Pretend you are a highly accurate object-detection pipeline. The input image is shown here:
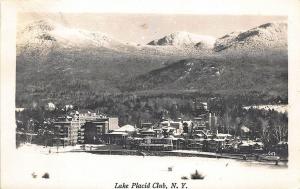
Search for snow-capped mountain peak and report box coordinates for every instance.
[17,19,120,49]
[214,21,287,52]
[148,31,216,48]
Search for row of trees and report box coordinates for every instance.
[217,107,288,147]
[16,94,288,148]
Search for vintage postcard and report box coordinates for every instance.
[1,0,300,189]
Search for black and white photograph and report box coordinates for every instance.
[1,0,300,189]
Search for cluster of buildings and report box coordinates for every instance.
[52,103,214,143]
[16,101,288,155]
[52,102,241,153]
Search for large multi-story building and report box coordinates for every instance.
[53,111,119,145]
[53,114,83,146]
[78,117,119,144]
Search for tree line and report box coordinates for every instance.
[16,93,288,148]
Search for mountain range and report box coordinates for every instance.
[16,20,287,107]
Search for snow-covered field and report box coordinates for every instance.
[1,145,298,189]
[243,104,288,114]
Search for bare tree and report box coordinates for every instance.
[273,123,288,142]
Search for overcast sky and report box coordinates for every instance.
[18,13,286,44]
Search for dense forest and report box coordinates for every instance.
[16,92,287,124]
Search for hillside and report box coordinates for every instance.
[16,20,288,107]
[122,21,288,97]
[122,52,287,98]
[16,20,209,106]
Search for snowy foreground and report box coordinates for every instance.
[1,145,298,189]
